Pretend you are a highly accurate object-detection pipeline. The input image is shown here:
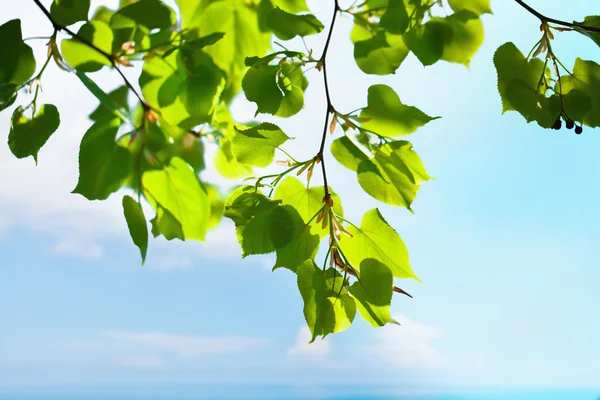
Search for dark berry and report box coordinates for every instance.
[566,120,575,130]
[552,119,562,130]
[575,125,583,135]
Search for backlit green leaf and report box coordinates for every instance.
[0,20,35,86]
[350,259,394,327]
[72,119,131,200]
[150,206,184,241]
[89,86,129,122]
[51,0,90,27]
[214,137,253,179]
[440,11,485,66]
[62,21,114,73]
[232,123,289,167]
[242,65,282,115]
[8,104,60,162]
[198,0,271,97]
[351,24,409,75]
[274,176,343,238]
[379,0,409,35]
[359,84,439,137]
[331,136,369,171]
[339,209,417,280]
[448,0,492,16]
[573,16,600,48]
[494,42,561,128]
[560,58,600,127]
[357,140,431,210]
[122,195,149,264]
[297,260,356,341]
[111,0,176,32]
[143,157,210,241]
[403,20,453,66]
[267,8,324,41]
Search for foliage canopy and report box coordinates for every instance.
[2,0,599,341]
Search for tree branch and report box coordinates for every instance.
[31,0,151,109]
[317,0,340,199]
[514,0,600,33]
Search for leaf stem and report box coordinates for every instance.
[30,0,151,109]
[514,0,600,33]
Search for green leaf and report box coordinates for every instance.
[297,261,356,341]
[339,209,417,280]
[359,85,439,137]
[448,0,492,16]
[183,32,226,50]
[242,65,282,115]
[559,58,600,128]
[349,259,394,327]
[379,0,409,35]
[573,16,600,48]
[89,86,129,122]
[493,42,561,128]
[439,11,485,66]
[242,61,308,117]
[403,20,453,66]
[143,157,210,241]
[62,21,114,73]
[122,195,149,264]
[232,123,289,167]
[139,50,194,129]
[276,61,309,117]
[245,51,305,67]
[177,0,212,29]
[214,137,253,179]
[0,84,18,112]
[357,140,431,210]
[51,0,90,27]
[0,20,22,84]
[178,48,226,122]
[8,105,60,162]
[223,189,284,257]
[150,206,184,241]
[351,26,409,75]
[72,119,131,200]
[331,136,370,171]
[273,218,319,272]
[267,8,324,41]
[205,183,225,229]
[0,20,36,86]
[224,189,280,227]
[76,71,132,124]
[274,176,343,238]
[111,0,176,32]
[198,0,271,97]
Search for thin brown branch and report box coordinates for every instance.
[31,0,151,109]
[514,0,600,33]
[316,0,341,200]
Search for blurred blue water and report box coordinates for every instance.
[0,386,598,400]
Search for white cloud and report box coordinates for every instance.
[369,315,442,370]
[105,331,269,356]
[49,238,104,261]
[287,327,330,358]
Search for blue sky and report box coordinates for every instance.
[1,0,600,394]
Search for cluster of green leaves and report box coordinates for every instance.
[1,0,599,341]
[494,18,600,132]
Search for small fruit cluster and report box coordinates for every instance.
[552,115,583,134]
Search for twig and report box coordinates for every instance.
[316,0,341,199]
[31,0,151,109]
[514,0,600,33]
